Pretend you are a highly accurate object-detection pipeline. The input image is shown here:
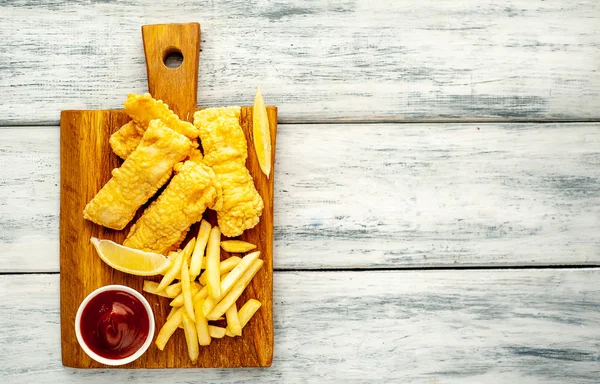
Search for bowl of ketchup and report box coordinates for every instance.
[75,285,155,366]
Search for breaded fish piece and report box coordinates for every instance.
[110,93,199,159]
[193,107,264,237]
[109,121,144,159]
[124,160,222,254]
[83,120,193,230]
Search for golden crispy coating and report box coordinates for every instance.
[193,107,263,237]
[109,121,143,159]
[124,93,199,138]
[83,120,192,230]
[109,93,199,158]
[187,148,204,163]
[124,161,222,254]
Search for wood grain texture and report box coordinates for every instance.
[142,23,200,122]
[4,122,599,272]
[59,106,277,368]
[3,270,600,383]
[1,0,600,124]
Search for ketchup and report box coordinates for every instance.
[79,290,149,359]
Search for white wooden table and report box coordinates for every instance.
[1,1,599,383]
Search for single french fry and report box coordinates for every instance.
[207,259,263,321]
[194,299,211,346]
[225,303,242,336]
[206,226,221,299]
[190,220,211,280]
[166,306,178,322]
[238,299,263,326]
[181,312,199,363]
[170,282,201,307]
[182,237,196,263]
[156,251,184,292]
[220,240,256,253]
[155,308,183,350]
[168,303,184,329]
[203,252,260,316]
[208,325,226,339]
[181,254,195,322]
[199,256,241,285]
[226,299,262,337]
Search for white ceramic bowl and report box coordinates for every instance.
[74,284,155,366]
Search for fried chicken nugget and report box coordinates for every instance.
[83,120,193,230]
[124,160,222,254]
[193,107,264,237]
[110,93,199,159]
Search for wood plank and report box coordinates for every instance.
[0,127,59,271]
[59,105,277,368]
[1,122,599,272]
[1,0,600,124]
[2,270,600,382]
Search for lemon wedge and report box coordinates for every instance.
[253,87,272,178]
[90,237,172,276]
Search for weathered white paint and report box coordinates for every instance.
[1,0,599,124]
[1,123,599,272]
[2,270,600,383]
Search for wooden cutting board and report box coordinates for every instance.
[60,23,276,368]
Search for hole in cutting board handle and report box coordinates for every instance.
[163,48,184,69]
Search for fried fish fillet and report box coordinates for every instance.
[193,107,264,237]
[123,160,222,254]
[83,120,193,230]
[110,93,199,159]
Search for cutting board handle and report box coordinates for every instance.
[142,23,200,122]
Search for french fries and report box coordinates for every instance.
[189,220,211,280]
[164,282,183,298]
[169,282,201,307]
[182,312,199,363]
[206,226,221,299]
[226,299,262,337]
[194,299,211,346]
[220,240,256,253]
[136,219,264,362]
[199,256,241,285]
[207,259,264,320]
[208,325,226,339]
[143,280,181,298]
[225,303,242,336]
[181,252,195,322]
[202,251,260,316]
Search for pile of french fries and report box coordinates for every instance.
[142,219,263,362]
